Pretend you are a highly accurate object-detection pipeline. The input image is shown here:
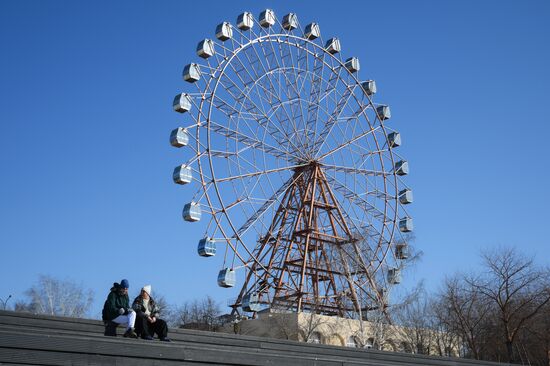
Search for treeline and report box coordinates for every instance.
[393,247,550,365]
[11,275,94,318]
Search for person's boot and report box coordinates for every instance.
[104,321,117,337]
[123,327,138,338]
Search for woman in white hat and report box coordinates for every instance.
[131,285,170,341]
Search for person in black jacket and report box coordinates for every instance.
[102,279,137,338]
[132,285,170,341]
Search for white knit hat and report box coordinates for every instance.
[142,285,152,295]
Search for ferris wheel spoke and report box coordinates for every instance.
[229,87,304,157]
[342,244,384,292]
[212,94,301,159]
[272,40,309,148]
[232,174,298,238]
[210,93,247,119]
[315,81,354,141]
[216,54,277,118]
[264,76,307,152]
[292,40,312,103]
[324,175,389,225]
[215,74,268,119]
[232,43,274,95]
[309,63,346,142]
[216,163,306,183]
[273,40,305,102]
[254,39,310,151]
[313,95,367,155]
[304,53,327,150]
[317,125,381,161]
[232,42,300,142]
[327,146,374,174]
[322,164,390,177]
[252,74,295,124]
[225,47,259,88]
[209,121,300,161]
[251,78,282,109]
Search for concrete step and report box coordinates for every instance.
[0,310,508,366]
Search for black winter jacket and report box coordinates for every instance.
[102,283,130,321]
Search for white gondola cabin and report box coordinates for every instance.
[398,188,413,204]
[325,38,341,54]
[399,217,413,232]
[215,22,233,41]
[218,268,236,288]
[388,268,402,284]
[376,105,391,120]
[361,80,377,96]
[173,93,192,113]
[344,57,360,73]
[282,13,298,30]
[170,127,189,148]
[198,237,216,257]
[183,63,201,83]
[196,39,215,58]
[242,293,261,312]
[237,12,254,30]
[173,165,192,185]
[183,202,201,222]
[395,160,409,176]
[304,23,320,40]
[396,243,409,260]
[387,132,401,148]
[259,9,276,27]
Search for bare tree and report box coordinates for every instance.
[157,294,170,313]
[270,315,295,340]
[171,295,222,331]
[519,301,550,366]
[16,275,93,318]
[430,295,463,357]
[392,288,437,355]
[251,300,333,343]
[467,247,550,363]
[436,275,493,359]
[299,311,333,343]
[366,309,392,350]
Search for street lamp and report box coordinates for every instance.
[1,295,12,310]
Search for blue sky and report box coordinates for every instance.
[1,0,549,317]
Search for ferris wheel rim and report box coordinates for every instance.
[196,32,402,271]
[172,11,413,315]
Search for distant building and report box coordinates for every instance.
[219,309,459,357]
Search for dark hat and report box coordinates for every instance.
[120,279,129,289]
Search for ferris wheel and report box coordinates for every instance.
[170,9,413,319]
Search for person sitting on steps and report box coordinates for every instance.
[132,284,170,341]
[102,279,137,338]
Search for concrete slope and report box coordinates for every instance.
[0,310,508,366]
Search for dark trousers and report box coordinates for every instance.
[135,313,168,339]
[104,321,118,336]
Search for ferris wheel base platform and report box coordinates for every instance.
[0,310,508,366]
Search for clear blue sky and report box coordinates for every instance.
[1,0,549,318]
